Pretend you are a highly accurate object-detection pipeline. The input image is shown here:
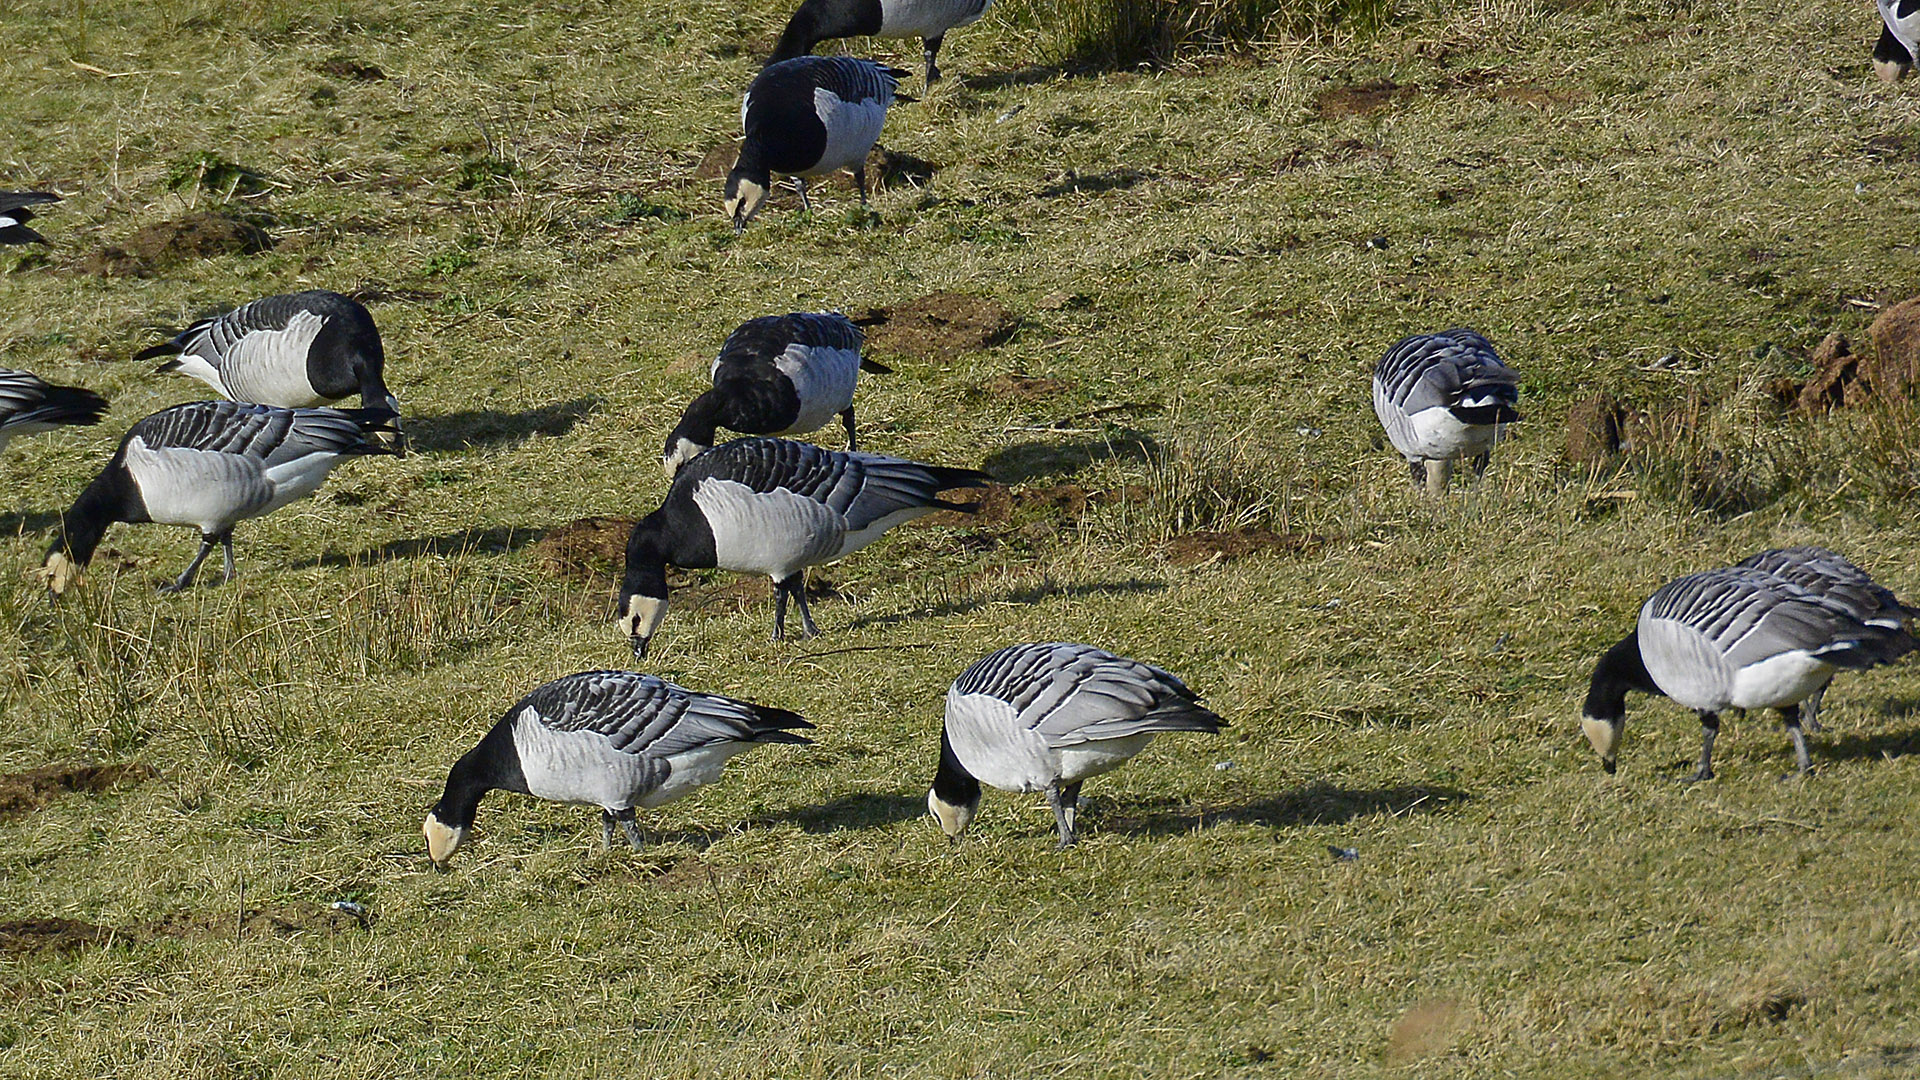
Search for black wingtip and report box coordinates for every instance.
[134,342,183,363]
[858,357,893,375]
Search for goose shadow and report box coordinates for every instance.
[1816,725,1920,762]
[840,577,1167,632]
[314,524,547,567]
[756,793,925,834]
[1035,169,1152,200]
[1101,782,1474,839]
[405,397,600,453]
[954,65,1069,93]
[983,430,1159,483]
[0,510,61,539]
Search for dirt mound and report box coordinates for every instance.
[1315,80,1411,119]
[1564,392,1629,465]
[921,482,1144,532]
[0,918,120,955]
[855,292,1017,363]
[694,141,738,182]
[1869,297,1920,401]
[829,146,938,193]
[0,762,157,819]
[83,212,272,277]
[1165,528,1323,567]
[314,56,385,81]
[533,516,637,583]
[1793,332,1865,413]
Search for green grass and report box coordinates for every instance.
[3,0,1920,1076]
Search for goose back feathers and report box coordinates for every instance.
[135,291,400,433]
[1581,556,1916,779]
[1372,328,1521,494]
[42,400,401,594]
[618,437,990,656]
[929,643,1225,847]
[0,368,109,451]
[1879,0,1918,82]
[726,57,904,230]
[424,670,812,867]
[769,0,995,82]
[0,192,59,245]
[663,312,888,474]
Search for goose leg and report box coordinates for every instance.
[161,535,220,593]
[924,33,944,84]
[1470,451,1492,478]
[1423,458,1453,495]
[601,809,618,850]
[841,406,858,451]
[1781,705,1812,778]
[218,532,237,584]
[1684,711,1719,783]
[791,571,821,638]
[613,807,645,849]
[772,577,792,641]
[853,164,870,206]
[1801,682,1827,733]
[1047,782,1081,848]
[795,177,812,214]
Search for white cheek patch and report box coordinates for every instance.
[1581,716,1622,761]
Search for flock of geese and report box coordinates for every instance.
[4,3,1918,870]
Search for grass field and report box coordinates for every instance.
[4,0,1920,1075]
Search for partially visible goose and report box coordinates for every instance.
[1372,328,1521,494]
[617,437,991,658]
[928,643,1226,848]
[424,670,812,869]
[1581,563,1916,780]
[135,290,402,446]
[662,312,890,475]
[769,0,996,83]
[1878,0,1918,82]
[0,368,109,451]
[1735,546,1918,730]
[0,192,59,245]
[726,57,906,231]
[41,400,402,594]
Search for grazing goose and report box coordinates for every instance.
[424,670,812,869]
[928,643,1226,848]
[40,400,402,595]
[662,312,891,475]
[0,192,59,245]
[1581,564,1916,781]
[769,0,995,83]
[135,290,402,445]
[1735,546,1918,730]
[1372,328,1522,494]
[726,57,906,231]
[617,437,991,658]
[0,369,109,451]
[1878,0,1918,82]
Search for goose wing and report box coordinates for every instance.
[0,192,57,244]
[685,439,988,531]
[1643,567,1912,672]
[1375,329,1521,423]
[0,369,109,433]
[954,643,1225,748]
[522,671,811,759]
[1737,546,1919,625]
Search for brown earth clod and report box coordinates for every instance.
[1868,297,1920,401]
[0,918,122,956]
[0,762,158,820]
[1793,332,1864,414]
[83,212,273,277]
[1165,528,1324,567]
[1564,392,1631,465]
[533,516,638,584]
[856,292,1017,364]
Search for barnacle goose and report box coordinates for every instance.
[40,400,402,595]
[1581,560,1916,781]
[1877,0,1918,82]
[1735,546,1918,731]
[1372,328,1522,494]
[617,437,991,658]
[726,57,906,231]
[424,670,812,869]
[135,290,403,446]
[0,369,109,451]
[0,192,59,245]
[769,0,996,83]
[662,312,891,475]
[928,643,1226,848]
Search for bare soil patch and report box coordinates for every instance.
[0,918,120,956]
[82,212,273,277]
[0,762,157,820]
[314,56,385,81]
[149,901,369,940]
[854,292,1017,364]
[1164,528,1323,567]
[1564,392,1630,465]
[534,516,637,583]
[1315,80,1411,119]
[1868,296,1920,400]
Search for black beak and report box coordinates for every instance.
[1602,758,1617,775]
[631,635,650,661]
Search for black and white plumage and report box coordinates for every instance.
[424,670,812,869]
[0,192,59,245]
[40,400,402,594]
[1581,559,1917,781]
[617,437,991,658]
[928,643,1226,848]
[1877,0,1918,82]
[769,0,995,83]
[662,312,891,475]
[0,369,109,452]
[134,290,402,444]
[725,57,906,231]
[1371,328,1522,494]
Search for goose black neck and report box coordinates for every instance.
[666,393,724,451]
[50,464,140,568]
[620,518,673,604]
[1584,631,1659,720]
[931,726,981,807]
[433,720,527,828]
[768,7,823,64]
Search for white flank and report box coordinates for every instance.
[693,478,843,577]
[218,309,332,407]
[166,352,234,398]
[776,343,860,434]
[637,743,760,808]
[512,710,652,807]
[808,88,888,177]
[123,437,273,531]
[877,0,992,37]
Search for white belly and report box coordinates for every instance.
[835,505,934,560]
[778,344,860,434]
[1725,652,1835,711]
[693,479,844,577]
[636,743,759,808]
[258,451,347,513]
[514,714,654,808]
[808,89,887,177]
[878,0,991,37]
[1373,383,1498,461]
